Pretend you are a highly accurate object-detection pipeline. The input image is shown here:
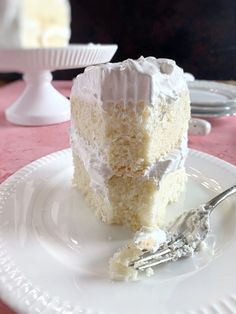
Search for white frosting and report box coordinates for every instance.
[133,226,167,252]
[0,0,21,47]
[70,125,187,199]
[0,0,71,48]
[40,26,71,47]
[71,56,188,107]
[71,127,113,201]
[144,135,188,186]
[0,0,18,28]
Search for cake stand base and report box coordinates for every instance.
[5,71,70,126]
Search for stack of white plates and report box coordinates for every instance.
[188,80,236,118]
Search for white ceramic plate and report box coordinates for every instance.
[188,80,236,105]
[0,149,236,314]
[188,80,236,117]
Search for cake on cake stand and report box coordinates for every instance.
[0,44,117,126]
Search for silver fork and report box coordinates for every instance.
[129,185,236,271]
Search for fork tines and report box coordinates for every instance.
[129,237,185,271]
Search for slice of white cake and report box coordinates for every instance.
[0,0,71,48]
[70,56,190,231]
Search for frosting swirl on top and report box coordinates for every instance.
[71,56,188,106]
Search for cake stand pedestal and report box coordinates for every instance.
[0,44,117,126]
[6,70,69,125]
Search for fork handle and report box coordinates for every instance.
[205,185,236,212]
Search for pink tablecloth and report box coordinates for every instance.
[0,81,236,313]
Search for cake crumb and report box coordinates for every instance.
[109,226,167,281]
[146,267,154,277]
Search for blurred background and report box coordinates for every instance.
[1,0,236,81]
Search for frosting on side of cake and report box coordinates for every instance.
[144,135,187,184]
[70,125,188,199]
[0,0,18,28]
[0,0,20,47]
[71,56,188,107]
[70,126,113,199]
[0,0,71,48]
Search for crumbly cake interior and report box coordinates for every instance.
[71,91,189,176]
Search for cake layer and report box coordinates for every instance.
[0,0,71,48]
[72,151,187,231]
[71,91,190,176]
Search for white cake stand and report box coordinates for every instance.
[0,44,117,126]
